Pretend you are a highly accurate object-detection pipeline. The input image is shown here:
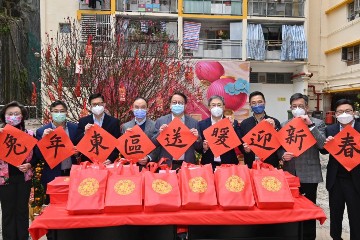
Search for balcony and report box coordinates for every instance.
[248,0,304,17]
[79,0,111,10]
[183,39,242,59]
[116,0,178,13]
[265,40,282,60]
[183,0,242,15]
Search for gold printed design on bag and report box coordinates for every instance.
[261,176,282,192]
[114,180,136,195]
[152,179,172,194]
[189,177,207,193]
[78,178,99,196]
[225,175,245,192]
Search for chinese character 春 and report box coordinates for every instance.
[285,125,307,150]
[46,134,65,158]
[211,127,230,148]
[3,134,28,157]
[165,127,187,148]
[250,130,275,150]
[125,134,144,155]
[335,132,360,158]
[89,131,109,155]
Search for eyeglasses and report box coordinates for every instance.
[91,102,104,107]
[336,109,353,114]
[291,105,305,109]
[51,110,66,113]
[171,101,185,105]
[6,112,21,116]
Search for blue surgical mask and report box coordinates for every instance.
[251,104,265,114]
[171,104,185,115]
[133,109,147,119]
[51,112,67,123]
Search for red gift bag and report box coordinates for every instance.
[180,164,217,210]
[104,162,143,213]
[46,177,70,204]
[215,165,255,210]
[284,171,301,198]
[251,161,294,209]
[67,162,108,214]
[143,165,181,212]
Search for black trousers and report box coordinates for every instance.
[299,182,318,240]
[329,177,360,240]
[0,175,31,240]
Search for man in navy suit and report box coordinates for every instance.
[322,99,360,240]
[35,100,78,204]
[76,93,121,164]
[198,95,240,170]
[152,92,201,170]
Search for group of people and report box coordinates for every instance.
[0,91,358,240]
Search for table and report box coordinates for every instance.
[29,196,326,240]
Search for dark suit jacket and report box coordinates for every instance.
[322,121,360,193]
[238,114,281,168]
[76,114,121,162]
[198,117,239,167]
[152,114,201,164]
[35,122,78,186]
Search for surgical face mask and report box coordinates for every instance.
[91,105,104,116]
[5,115,22,126]
[171,104,185,115]
[51,112,67,123]
[251,104,265,114]
[336,113,354,125]
[211,107,223,118]
[291,107,306,117]
[133,109,147,119]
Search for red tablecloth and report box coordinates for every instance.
[29,196,326,240]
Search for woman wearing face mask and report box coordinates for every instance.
[321,99,360,240]
[197,95,240,171]
[0,101,37,240]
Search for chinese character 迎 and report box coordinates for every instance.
[250,130,275,150]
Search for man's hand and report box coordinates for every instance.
[325,136,334,144]
[243,142,251,153]
[159,124,168,133]
[18,163,31,173]
[85,124,93,133]
[298,115,313,125]
[138,156,149,166]
[203,140,209,151]
[42,128,53,137]
[264,118,275,128]
[103,159,112,165]
[190,128,199,138]
[282,152,294,161]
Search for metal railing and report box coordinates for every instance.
[116,0,178,13]
[183,0,242,15]
[248,0,304,17]
[183,39,242,59]
[79,0,111,10]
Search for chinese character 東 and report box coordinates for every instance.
[89,131,109,155]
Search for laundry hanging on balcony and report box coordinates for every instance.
[281,25,308,61]
[247,24,266,60]
[183,21,201,50]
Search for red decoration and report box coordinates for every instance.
[206,78,247,111]
[55,48,59,67]
[64,54,71,67]
[57,78,63,100]
[156,95,163,112]
[43,109,51,124]
[48,90,55,102]
[195,61,225,82]
[47,72,53,85]
[119,84,126,102]
[45,45,51,63]
[31,82,37,105]
[80,98,88,118]
[75,74,81,97]
[185,66,194,83]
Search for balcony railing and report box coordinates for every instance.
[79,0,111,10]
[183,39,242,59]
[265,40,282,60]
[124,40,179,57]
[116,0,178,13]
[183,0,242,15]
[248,0,304,17]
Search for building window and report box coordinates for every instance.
[348,0,360,21]
[342,45,360,66]
[59,23,71,34]
[81,15,112,42]
[250,72,293,84]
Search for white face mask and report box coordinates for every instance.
[291,107,306,117]
[336,113,354,125]
[91,105,105,116]
[211,106,223,118]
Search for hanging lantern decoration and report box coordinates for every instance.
[75,74,81,97]
[80,98,88,118]
[48,89,55,102]
[156,95,163,112]
[119,84,126,102]
[31,82,37,105]
[57,77,63,100]
[195,61,225,83]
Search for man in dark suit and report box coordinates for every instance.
[152,92,201,170]
[35,100,78,204]
[121,97,159,166]
[279,93,326,240]
[321,99,360,240]
[198,95,239,170]
[239,91,281,168]
[76,93,121,164]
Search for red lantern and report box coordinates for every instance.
[195,61,225,83]
[206,78,247,111]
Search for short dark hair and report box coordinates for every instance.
[334,99,354,111]
[249,91,265,103]
[88,93,105,104]
[134,97,148,104]
[50,100,68,111]
[208,95,225,106]
[290,93,309,105]
[0,101,28,129]
[170,92,187,104]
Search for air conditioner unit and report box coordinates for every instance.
[258,73,266,83]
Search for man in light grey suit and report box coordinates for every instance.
[121,97,159,166]
[152,92,201,170]
[279,93,326,240]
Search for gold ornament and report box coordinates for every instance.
[261,176,282,192]
[114,180,136,195]
[189,177,207,193]
[225,175,245,192]
[152,179,172,194]
[78,178,99,196]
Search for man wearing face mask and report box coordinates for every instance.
[121,97,159,166]
[279,93,326,240]
[198,95,240,170]
[152,92,202,170]
[321,99,360,240]
[239,91,281,168]
[76,93,121,164]
[35,100,79,204]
